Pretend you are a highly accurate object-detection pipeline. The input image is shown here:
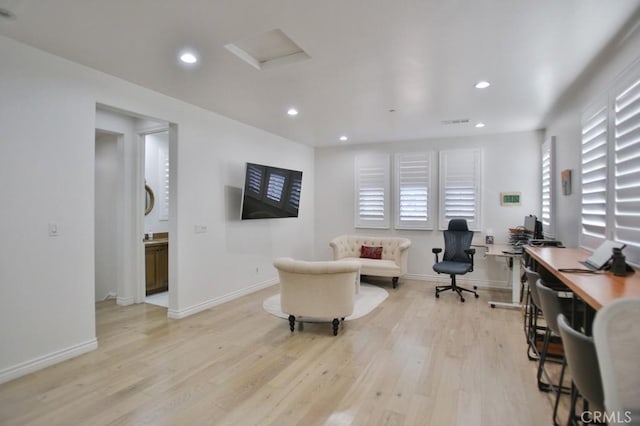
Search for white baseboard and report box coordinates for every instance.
[404,273,511,291]
[116,295,136,306]
[0,338,98,385]
[167,277,279,319]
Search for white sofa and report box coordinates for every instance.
[274,257,361,336]
[329,235,411,288]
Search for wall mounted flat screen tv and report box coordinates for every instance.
[240,162,303,220]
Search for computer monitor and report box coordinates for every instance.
[524,215,544,239]
[524,215,537,234]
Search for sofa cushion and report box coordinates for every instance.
[341,257,401,277]
[360,245,383,259]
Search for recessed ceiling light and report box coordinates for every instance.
[180,52,198,64]
[475,122,486,128]
[287,108,299,116]
[475,81,491,89]
[339,135,348,142]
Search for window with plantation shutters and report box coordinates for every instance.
[265,170,286,205]
[394,152,435,230]
[287,175,302,212]
[580,59,640,265]
[581,104,609,248]
[438,149,482,230]
[613,72,640,264]
[245,163,265,198]
[541,137,555,238]
[355,153,390,229]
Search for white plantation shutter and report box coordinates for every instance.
[266,170,286,204]
[394,152,435,229]
[158,145,170,221]
[613,73,640,264]
[288,175,302,211]
[541,137,555,238]
[581,104,609,249]
[580,60,640,265]
[355,154,390,229]
[439,149,482,230]
[245,164,264,197]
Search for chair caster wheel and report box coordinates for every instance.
[475,294,479,298]
[491,303,496,308]
[435,293,440,298]
[473,285,477,290]
[461,298,465,302]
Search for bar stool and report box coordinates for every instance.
[557,314,605,426]
[536,279,573,425]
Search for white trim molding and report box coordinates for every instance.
[167,278,279,319]
[0,338,98,385]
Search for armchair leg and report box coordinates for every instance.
[288,315,295,333]
[332,318,340,336]
[392,277,399,288]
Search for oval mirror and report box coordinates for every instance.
[145,184,155,216]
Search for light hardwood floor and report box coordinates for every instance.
[0,279,562,425]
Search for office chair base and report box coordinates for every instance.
[435,281,479,302]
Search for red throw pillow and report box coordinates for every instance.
[360,245,383,259]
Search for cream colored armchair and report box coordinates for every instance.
[273,257,361,336]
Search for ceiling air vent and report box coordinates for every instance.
[225,29,310,71]
[441,119,470,125]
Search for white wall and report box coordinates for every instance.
[95,133,119,301]
[0,35,314,383]
[543,17,640,248]
[94,108,144,306]
[314,131,542,286]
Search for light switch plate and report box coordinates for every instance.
[48,222,59,237]
[194,225,207,234]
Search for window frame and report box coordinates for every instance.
[580,59,640,265]
[354,153,391,229]
[393,151,436,230]
[438,149,482,231]
[541,136,555,238]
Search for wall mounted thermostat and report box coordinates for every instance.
[500,192,521,206]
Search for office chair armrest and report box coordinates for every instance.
[432,248,442,263]
[464,248,475,271]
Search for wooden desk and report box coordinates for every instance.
[525,246,640,310]
[485,244,523,309]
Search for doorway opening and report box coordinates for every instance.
[94,130,120,304]
[143,130,170,308]
[94,104,176,318]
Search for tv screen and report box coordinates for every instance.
[240,162,303,220]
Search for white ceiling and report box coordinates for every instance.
[1,0,639,147]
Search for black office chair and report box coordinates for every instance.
[432,219,479,302]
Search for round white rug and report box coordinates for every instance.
[262,283,388,322]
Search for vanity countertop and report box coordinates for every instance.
[144,238,168,247]
[144,232,169,247]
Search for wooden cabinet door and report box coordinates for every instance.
[145,243,169,295]
[156,245,169,291]
[145,247,157,294]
